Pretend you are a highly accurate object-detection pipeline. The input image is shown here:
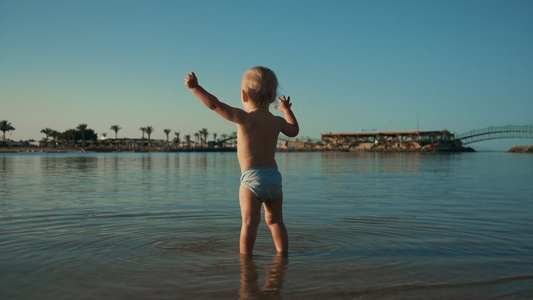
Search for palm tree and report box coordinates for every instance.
[164,128,171,150]
[194,132,199,147]
[164,128,171,142]
[185,134,191,148]
[63,129,77,147]
[40,128,54,147]
[0,120,15,141]
[140,127,146,147]
[145,126,154,147]
[51,130,60,147]
[200,128,209,147]
[110,125,121,147]
[77,124,88,147]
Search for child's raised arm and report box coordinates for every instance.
[275,95,299,138]
[185,72,246,124]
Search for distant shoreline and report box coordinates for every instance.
[2,145,531,154]
[0,147,238,153]
[0,146,472,153]
[0,147,84,153]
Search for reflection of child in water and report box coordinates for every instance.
[185,67,299,255]
[239,254,289,299]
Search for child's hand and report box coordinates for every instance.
[185,72,199,89]
[274,95,292,112]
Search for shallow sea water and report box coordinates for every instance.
[1,151,532,299]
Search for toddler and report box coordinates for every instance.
[185,66,299,255]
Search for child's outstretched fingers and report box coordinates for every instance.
[275,95,292,111]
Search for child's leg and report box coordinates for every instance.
[264,192,288,254]
[239,185,262,255]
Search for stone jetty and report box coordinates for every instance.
[508,145,533,153]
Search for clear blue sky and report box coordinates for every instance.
[1,0,532,150]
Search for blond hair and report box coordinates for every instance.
[242,66,278,107]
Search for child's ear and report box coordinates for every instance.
[241,90,249,102]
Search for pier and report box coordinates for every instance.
[321,125,533,151]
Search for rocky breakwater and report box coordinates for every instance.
[508,145,533,153]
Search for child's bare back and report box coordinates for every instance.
[236,107,297,171]
[185,66,299,255]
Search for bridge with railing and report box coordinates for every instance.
[454,125,533,145]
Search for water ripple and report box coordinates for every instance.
[1,152,532,299]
